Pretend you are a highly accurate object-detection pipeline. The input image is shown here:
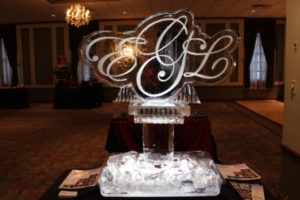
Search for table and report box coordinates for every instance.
[106,116,218,161]
[0,87,29,108]
[39,169,276,200]
[54,84,102,109]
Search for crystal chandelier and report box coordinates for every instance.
[66,4,91,28]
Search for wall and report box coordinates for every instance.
[283,0,300,155]
[281,0,300,199]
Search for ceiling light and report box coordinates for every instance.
[252,4,271,9]
[251,4,271,12]
[65,4,91,28]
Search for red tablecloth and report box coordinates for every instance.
[105,116,218,161]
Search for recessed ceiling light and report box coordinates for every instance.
[51,14,56,17]
[122,11,127,15]
[250,4,271,14]
[252,4,271,9]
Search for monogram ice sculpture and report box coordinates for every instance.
[80,9,238,103]
[80,9,238,197]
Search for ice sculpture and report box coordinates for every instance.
[80,9,238,197]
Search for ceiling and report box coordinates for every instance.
[0,0,286,24]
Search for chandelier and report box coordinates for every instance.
[65,4,91,28]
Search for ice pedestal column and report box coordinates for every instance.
[128,103,190,161]
[142,124,174,161]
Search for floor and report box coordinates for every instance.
[236,100,284,126]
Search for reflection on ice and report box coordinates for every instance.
[99,151,222,197]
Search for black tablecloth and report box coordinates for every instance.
[54,84,102,109]
[0,88,29,108]
[40,169,276,200]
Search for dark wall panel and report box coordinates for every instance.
[34,28,53,84]
[69,20,99,73]
[275,23,285,82]
[21,29,31,84]
[56,27,65,58]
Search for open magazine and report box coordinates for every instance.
[216,163,261,181]
[59,167,102,189]
[230,181,265,200]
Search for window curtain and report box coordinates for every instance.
[77,60,91,84]
[0,24,17,86]
[249,33,268,89]
[244,18,275,88]
[0,38,13,86]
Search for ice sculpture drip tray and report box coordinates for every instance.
[99,151,223,197]
[128,102,191,124]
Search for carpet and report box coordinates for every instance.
[236,100,284,126]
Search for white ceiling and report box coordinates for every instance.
[0,0,286,24]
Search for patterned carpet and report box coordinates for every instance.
[193,102,283,199]
[0,102,283,200]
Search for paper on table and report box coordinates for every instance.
[59,167,102,189]
[252,184,265,200]
[216,163,261,180]
[230,181,265,200]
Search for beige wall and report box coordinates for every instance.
[283,0,300,154]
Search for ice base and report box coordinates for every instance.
[99,151,222,197]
